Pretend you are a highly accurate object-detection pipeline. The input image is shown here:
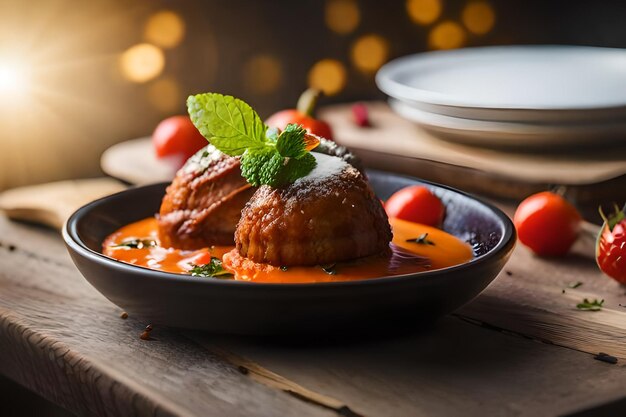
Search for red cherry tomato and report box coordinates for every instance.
[513,191,581,257]
[265,89,333,140]
[596,205,626,283]
[266,110,333,140]
[384,186,445,227]
[152,116,208,168]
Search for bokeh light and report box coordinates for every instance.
[144,10,186,49]
[429,21,467,50]
[462,1,496,35]
[406,0,442,25]
[147,76,181,113]
[351,34,390,73]
[243,55,283,94]
[325,0,360,35]
[308,59,346,96]
[119,43,165,83]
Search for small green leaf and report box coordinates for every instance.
[576,298,604,311]
[189,257,232,278]
[278,153,317,184]
[240,148,284,187]
[112,239,157,249]
[406,233,436,246]
[276,124,307,158]
[187,93,266,156]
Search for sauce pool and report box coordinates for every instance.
[102,217,473,283]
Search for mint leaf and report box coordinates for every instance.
[279,153,316,184]
[187,93,266,156]
[240,148,284,187]
[187,92,317,186]
[276,124,307,158]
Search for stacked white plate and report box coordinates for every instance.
[376,45,626,150]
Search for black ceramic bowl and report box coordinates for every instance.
[63,171,515,335]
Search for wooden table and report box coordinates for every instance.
[1,203,626,416]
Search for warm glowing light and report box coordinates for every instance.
[308,59,346,96]
[429,21,466,50]
[144,10,186,49]
[147,77,181,113]
[462,1,495,35]
[0,65,26,94]
[120,43,165,83]
[351,34,389,73]
[0,60,31,107]
[325,0,360,35]
[406,0,442,25]
[243,55,283,94]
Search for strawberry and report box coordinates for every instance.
[596,204,626,284]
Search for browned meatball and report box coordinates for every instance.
[235,153,391,266]
[158,140,364,250]
[158,145,254,248]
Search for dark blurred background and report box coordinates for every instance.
[0,0,625,190]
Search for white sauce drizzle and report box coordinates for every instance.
[183,144,223,174]
[294,152,348,185]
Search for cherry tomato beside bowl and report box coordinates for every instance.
[596,204,626,283]
[265,89,333,140]
[153,116,208,168]
[513,191,581,257]
[384,186,445,227]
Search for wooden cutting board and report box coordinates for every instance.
[320,102,626,207]
[0,178,126,230]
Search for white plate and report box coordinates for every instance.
[390,99,626,149]
[101,137,176,185]
[377,45,626,123]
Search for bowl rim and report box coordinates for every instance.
[63,171,516,289]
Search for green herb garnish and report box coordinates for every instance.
[189,257,232,278]
[113,239,157,249]
[567,281,583,289]
[280,266,288,272]
[406,233,435,246]
[576,298,604,311]
[187,93,317,187]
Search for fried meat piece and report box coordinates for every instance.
[158,146,254,248]
[158,140,363,250]
[235,153,391,266]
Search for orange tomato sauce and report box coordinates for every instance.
[102,217,473,283]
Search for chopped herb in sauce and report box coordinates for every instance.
[406,233,435,246]
[321,264,337,275]
[576,298,604,311]
[113,239,157,249]
[280,266,288,272]
[189,257,232,278]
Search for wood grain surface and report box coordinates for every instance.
[1,210,626,416]
[320,102,626,212]
[0,217,333,417]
